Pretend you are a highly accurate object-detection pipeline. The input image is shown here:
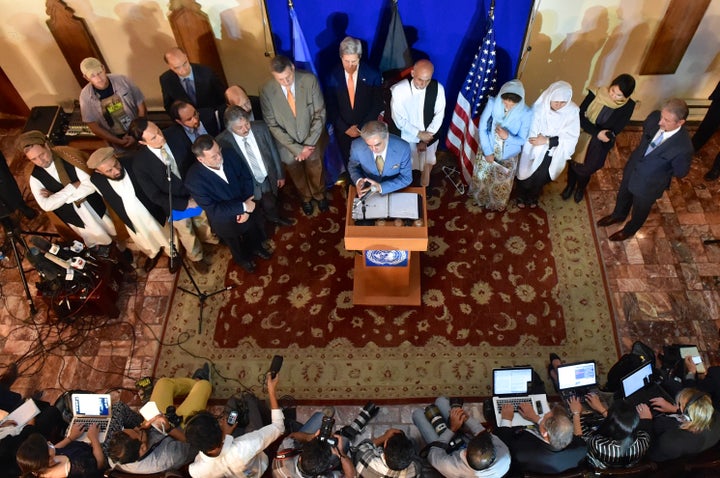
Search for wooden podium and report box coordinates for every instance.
[344,186,428,305]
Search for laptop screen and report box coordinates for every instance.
[621,362,653,398]
[557,361,597,391]
[72,394,111,416]
[493,368,532,395]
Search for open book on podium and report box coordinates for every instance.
[344,186,428,305]
[351,192,420,220]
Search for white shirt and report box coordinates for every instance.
[232,130,268,181]
[189,409,284,478]
[391,78,446,143]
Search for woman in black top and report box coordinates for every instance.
[562,74,636,203]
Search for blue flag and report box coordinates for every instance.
[289,5,316,76]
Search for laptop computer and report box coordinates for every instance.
[68,393,112,443]
[557,360,600,407]
[491,367,550,426]
[621,362,674,410]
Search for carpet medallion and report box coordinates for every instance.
[154,175,619,400]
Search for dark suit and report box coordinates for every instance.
[166,106,226,146]
[260,69,328,202]
[325,63,383,163]
[610,110,693,235]
[248,95,263,121]
[90,156,165,232]
[692,80,720,152]
[495,427,587,474]
[0,151,29,217]
[348,134,412,195]
[184,149,265,264]
[216,121,285,220]
[160,63,226,112]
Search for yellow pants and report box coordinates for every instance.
[149,377,211,422]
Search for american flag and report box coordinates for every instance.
[445,9,497,184]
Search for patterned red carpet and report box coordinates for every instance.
[214,185,566,349]
[156,167,618,400]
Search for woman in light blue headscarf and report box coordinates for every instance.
[470,79,532,210]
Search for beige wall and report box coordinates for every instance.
[0,0,274,111]
[519,0,720,119]
[1,0,719,117]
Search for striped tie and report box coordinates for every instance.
[375,155,384,174]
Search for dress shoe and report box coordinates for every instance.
[705,168,720,181]
[169,256,182,274]
[143,248,163,273]
[573,188,584,203]
[560,185,573,200]
[609,230,634,242]
[596,215,624,227]
[253,247,272,260]
[269,216,294,226]
[301,201,314,216]
[192,256,212,274]
[317,198,330,212]
[237,259,256,273]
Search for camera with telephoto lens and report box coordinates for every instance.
[424,404,464,453]
[340,401,380,440]
[318,415,338,447]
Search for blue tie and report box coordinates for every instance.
[183,77,197,105]
[645,131,664,156]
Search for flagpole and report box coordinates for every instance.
[517,0,542,80]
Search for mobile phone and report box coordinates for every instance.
[269,355,284,378]
[692,355,702,365]
[227,410,239,426]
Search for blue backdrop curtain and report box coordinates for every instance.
[266,0,534,134]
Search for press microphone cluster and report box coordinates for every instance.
[30,236,96,279]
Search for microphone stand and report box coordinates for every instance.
[0,216,38,315]
[164,150,231,334]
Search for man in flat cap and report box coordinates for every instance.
[79,57,147,154]
[88,147,169,272]
[17,131,116,247]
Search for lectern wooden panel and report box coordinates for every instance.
[344,187,428,305]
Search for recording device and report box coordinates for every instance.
[269,355,283,378]
[340,401,380,440]
[165,406,182,428]
[27,247,64,281]
[227,410,239,426]
[692,355,702,365]
[318,415,338,447]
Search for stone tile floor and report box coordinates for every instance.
[1,125,719,457]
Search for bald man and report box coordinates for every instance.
[160,47,226,112]
[225,85,263,121]
[390,59,446,187]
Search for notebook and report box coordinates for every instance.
[68,393,112,443]
[491,367,549,426]
[679,346,706,374]
[621,362,673,410]
[557,360,599,407]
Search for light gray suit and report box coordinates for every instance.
[216,121,287,221]
[260,69,328,203]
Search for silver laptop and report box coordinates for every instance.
[491,367,549,426]
[68,393,112,443]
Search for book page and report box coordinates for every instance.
[2,399,40,427]
[388,193,420,219]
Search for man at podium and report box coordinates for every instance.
[348,121,412,197]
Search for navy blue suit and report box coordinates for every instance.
[610,110,693,235]
[183,147,265,264]
[160,63,226,112]
[348,134,412,195]
[325,63,383,163]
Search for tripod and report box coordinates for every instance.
[0,216,58,315]
[163,150,231,334]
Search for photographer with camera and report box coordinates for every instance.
[354,427,420,478]
[273,402,381,477]
[412,397,510,477]
[185,372,284,477]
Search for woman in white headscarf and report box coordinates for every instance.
[516,81,580,208]
[470,79,532,210]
